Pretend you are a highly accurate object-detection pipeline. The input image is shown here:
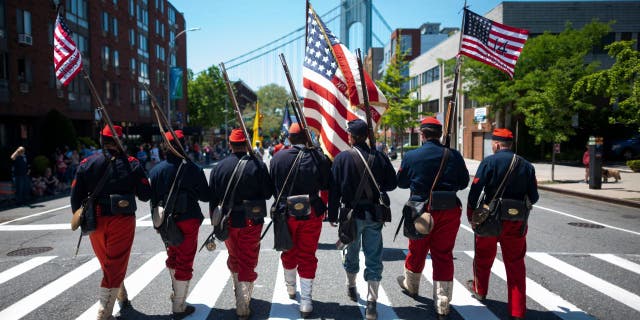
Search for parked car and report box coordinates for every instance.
[610,134,640,160]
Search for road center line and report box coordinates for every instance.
[533,205,640,236]
[0,205,71,226]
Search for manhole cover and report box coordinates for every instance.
[568,222,605,229]
[7,247,53,256]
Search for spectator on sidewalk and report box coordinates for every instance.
[582,146,590,183]
[43,168,60,195]
[11,146,30,205]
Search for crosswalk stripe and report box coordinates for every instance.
[528,252,640,312]
[355,252,399,320]
[0,205,71,225]
[464,251,594,320]
[0,257,100,320]
[421,256,500,320]
[269,261,302,319]
[186,251,230,319]
[591,253,640,276]
[76,252,167,319]
[0,256,56,285]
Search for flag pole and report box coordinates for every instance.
[141,83,188,159]
[355,48,376,150]
[442,0,467,148]
[219,62,255,157]
[279,53,313,147]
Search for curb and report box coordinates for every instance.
[537,184,640,209]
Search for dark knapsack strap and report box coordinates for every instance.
[428,148,450,205]
[164,160,187,215]
[347,148,373,209]
[218,156,248,209]
[491,154,519,203]
[88,156,114,201]
[348,148,377,204]
[226,158,249,210]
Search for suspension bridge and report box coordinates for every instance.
[222,0,393,92]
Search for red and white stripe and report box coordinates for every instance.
[53,14,82,86]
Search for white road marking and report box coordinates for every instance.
[464,251,595,320]
[269,261,302,319]
[186,251,231,319]
[136,213,151,222]
[534,205,640,236]
[0,256,56,285]
[354,252,400,319]
[0,205,71,225]
[591,253,640,276]
[76,252,167,319]
[0,257,100,319]
[528,252,640,312]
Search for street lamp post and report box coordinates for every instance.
[167,27,200,125]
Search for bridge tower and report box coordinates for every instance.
[340,0,372,53]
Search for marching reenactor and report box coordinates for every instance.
[466,128,539,320]
[395,117,469,319]
[269,123,331,317]
[148,130,210,318]
[70,125,151,320]
[328,119,397,320]
[208,129,273,320]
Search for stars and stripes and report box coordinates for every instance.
[302,4,387,159]
[53,12,83,86]
[459,9,528,78]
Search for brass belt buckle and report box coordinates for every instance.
[117,200,130,208]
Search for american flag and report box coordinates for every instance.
[302,4,387,159]
[459,9,528,78]
[53,12,83,86]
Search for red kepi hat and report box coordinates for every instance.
[420,116,442,130]
[289,123,302,134]
[164,130,184,141]
[101,125,123,138]
[229,129,247,143]
[492,128,513,141]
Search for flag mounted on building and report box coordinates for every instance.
[459,8,529,78]
[53,12,83,86]
[302,3,387,159]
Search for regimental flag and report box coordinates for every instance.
[53,12,82,86]
[281,103,292,136]
[459,8,528,78]
[252,102,263,148]
[302,3,387,159]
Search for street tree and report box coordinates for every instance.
[463,21,611,145]
[187,66,228,128]
[376,36,424,148]
[256,83,290,138]
[572,40,640,128]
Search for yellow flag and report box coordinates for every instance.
[252,102,262,148]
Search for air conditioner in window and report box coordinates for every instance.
[19,82,29,93]
[18,34,33,46]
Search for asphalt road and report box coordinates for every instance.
[0,168,639,320]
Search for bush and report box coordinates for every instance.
[627,160,640,172]
[402,145,420,152]
[32,155,51,176]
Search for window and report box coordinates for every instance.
[130,58,136,74]
[400,35,412,55]
[621,32,632,41]
[112,17,118,37]
[137,5,148,31]
[139,89,150,117]
[0,53,8,80]
[170,53,176,66]
[112,83,120,105]
[113,50,119,69]
[129,29,136,47]
[72,33,88,55]
[138,34,148,57]
[102,12,109,33]
[156,45,165,61]
[168,7,176,25]
[0,1,5,30]
[104,80,111,100]
[129,0,135,16]
[130,86,137,104]
[113,0,118,7]
[17,58,32,84]
[102,46,110,67]
[66,0,88,28]
[16,9,32,35]
[139,61,148,79]
[169,30,175,43]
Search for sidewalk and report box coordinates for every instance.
[464,158,640,208]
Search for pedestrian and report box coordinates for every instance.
[328,119,397,320]
[395,117,469,319]
[269,123,331,317]
[10,146,30,205]
[208,129,273,320]
[148,130,210,318]
[150,144,160,165]
[582,145,590,183]
[70,125,151,320]
[466,128,539,320]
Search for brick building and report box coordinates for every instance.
[0,0,187,159]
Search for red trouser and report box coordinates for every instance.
[281,212,323,279]
[404,207,461,281]
[166,218,201,281]
[225,220,263,282]
[90,215,135,288]
[473,221,527,318]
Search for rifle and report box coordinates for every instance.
[219,62,255,157]
[141,83,188,159]
[355,49,376,150]
[442,56,461,148]
[279,53,313,147]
